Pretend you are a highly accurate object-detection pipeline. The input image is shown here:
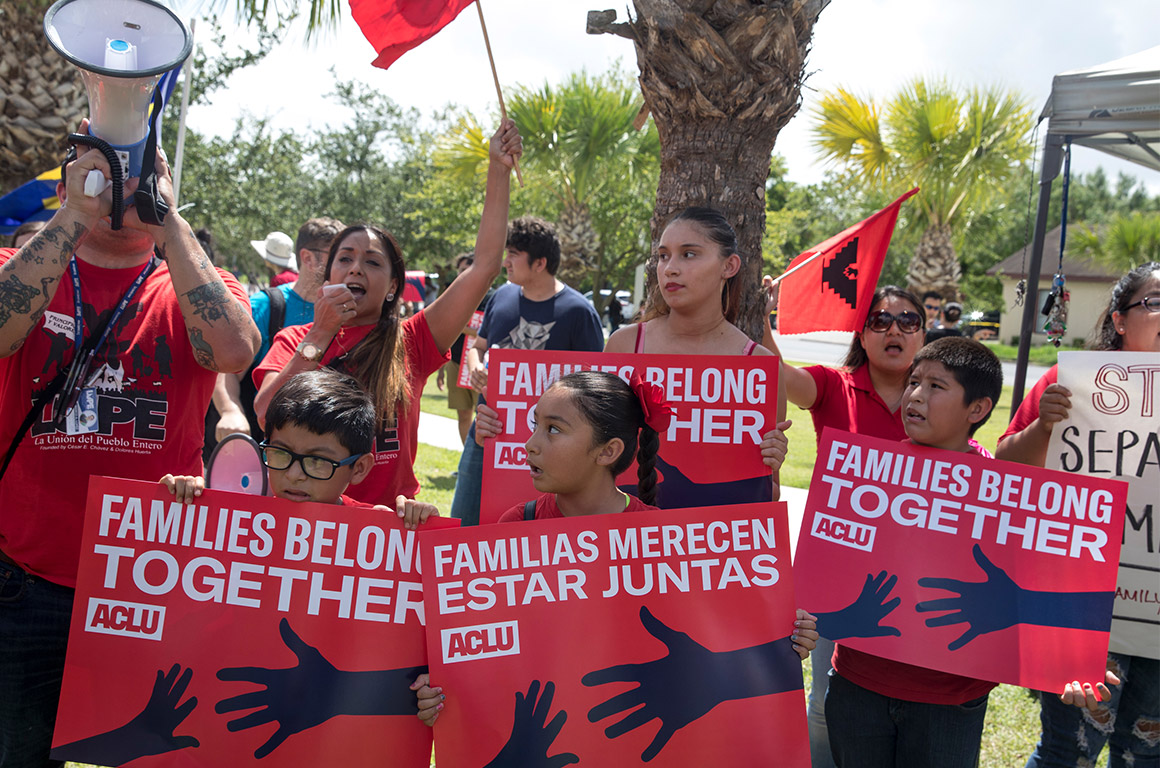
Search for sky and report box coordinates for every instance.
[173,0,1159,191]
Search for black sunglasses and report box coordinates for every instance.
[865,309,924,334]
[259,442,365,481]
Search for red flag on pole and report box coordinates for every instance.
[349,0,475,70]
[777,188,918,335]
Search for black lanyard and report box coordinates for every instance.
[55,255,160,424]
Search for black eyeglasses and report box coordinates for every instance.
[259,443,365,480]
[865,310,924,334]
[924,303,941,311]
[1126,296,1160,313]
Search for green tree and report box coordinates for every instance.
[425,70,660,308]
[811,79,1033,299]
[167,118,319,279]
[223,0,830,339]
[1071,212,1160,272]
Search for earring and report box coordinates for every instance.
[386,293,395,302]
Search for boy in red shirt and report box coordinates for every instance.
[822,337,1112,767]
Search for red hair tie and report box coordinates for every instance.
[629,371,674,433]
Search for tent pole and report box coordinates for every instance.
[1010,133,1064,417]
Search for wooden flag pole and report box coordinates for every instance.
[475,0,523,187]
[766,250,821,315]
[769,251,822,286]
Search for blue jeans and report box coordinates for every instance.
[1025,652,1159,768]
[825,670,989,768]
[450,421,484,527]
[809,637,838,768]
[0,561,73,768]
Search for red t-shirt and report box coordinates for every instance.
[255,312,449,505]
[832,442,997,706]
[0,248,249,587]
[270,269,297,287]
[498,492,658,522]
[999,365,1058,444]
[805,364,908,447]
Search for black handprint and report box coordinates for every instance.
[52,664,198,765]
[216,618,422,758]
[483,680,578,768]
[917,544,1113,650]
[583,606,801,761]
[814,571,901,641]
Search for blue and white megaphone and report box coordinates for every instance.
[44,0,191,227]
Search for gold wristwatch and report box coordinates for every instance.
[295,339,324,363]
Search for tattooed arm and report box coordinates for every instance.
[120,149,258,373]
[163,219,259,372]
[0,149,110,356]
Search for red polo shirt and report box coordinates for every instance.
[999,366,1058,444]
[804,364,908,447]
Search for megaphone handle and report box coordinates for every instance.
[67,134,125,230]
[83,169,110,198]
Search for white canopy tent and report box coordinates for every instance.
[1010,46,1160,412]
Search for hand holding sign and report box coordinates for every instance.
[484,680,578,768]
[53,664,199,763]
[815,571,901,641]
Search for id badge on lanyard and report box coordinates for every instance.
[57,255,158,434]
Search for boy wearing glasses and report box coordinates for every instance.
[164,370,436,528]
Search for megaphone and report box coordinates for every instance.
[44,0,191,227]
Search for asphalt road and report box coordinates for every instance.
[772,332,1049,390]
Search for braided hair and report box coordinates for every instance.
[550,371,660,505]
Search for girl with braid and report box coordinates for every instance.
[497,370,665,521]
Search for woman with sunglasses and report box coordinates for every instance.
[997,261,1160,768]
[765,283,927,768]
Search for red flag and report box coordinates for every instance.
[349,0,476,70]
[777,188,917,335]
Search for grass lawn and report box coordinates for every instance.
[984,340,1063,366]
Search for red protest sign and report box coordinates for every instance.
[52,477,457,767]
[421,503,808,767]
[793,429,1128,691]
[480,350,779,523]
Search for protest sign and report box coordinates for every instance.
[52,477,456,766]
[480,349,778,523]
[457,310,485,389]
[421,502,808,767]
[794,428,1128,691]
[1047,351,1160,659]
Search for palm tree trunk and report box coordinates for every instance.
[908,224,961,300]
[590,0,828,339]
[0,1,86,192]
